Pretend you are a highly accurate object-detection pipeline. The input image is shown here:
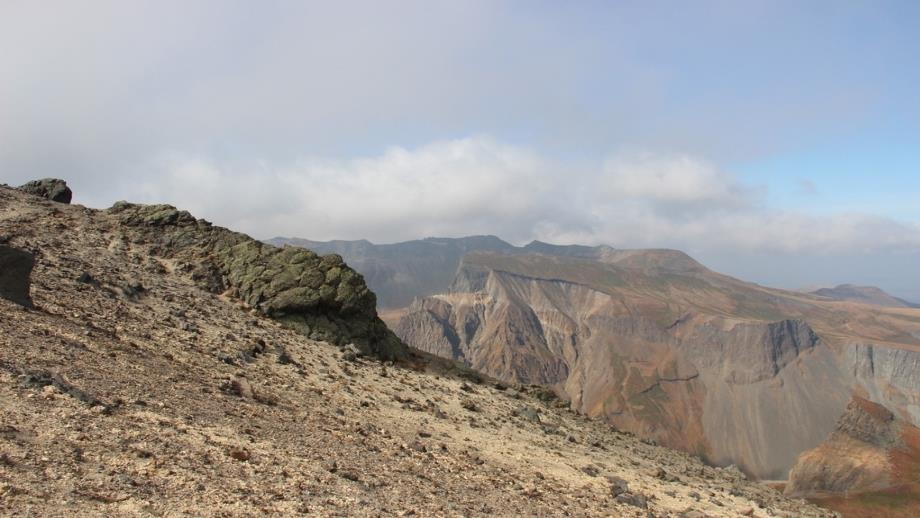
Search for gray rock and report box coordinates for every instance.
[0,245,35,307]
[607,475,629,497]
[615,492,648,509]
[18,178,72,203]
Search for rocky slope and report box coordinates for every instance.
[396,251,920,484]
[786,397,920,517]
[811,284,919,309]
[786,396,918,495]
[0,183,833,517]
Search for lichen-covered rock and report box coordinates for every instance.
[0,244,35,307]
[108,202,405,359]
[18,178,72,203]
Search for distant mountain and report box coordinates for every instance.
[266,236,672,309]
[266,236,517,309]
[811,284,920,308]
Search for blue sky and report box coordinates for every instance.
[738,137,920,221]
[1,0,918,299]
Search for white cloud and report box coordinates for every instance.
[602,153,754,209]
[127,136,920,258]
[134,137,584,243]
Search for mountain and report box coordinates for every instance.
[266,236,517,309]
[265,236,699,311]
[395,250,920,486]
[1,182,836,516]
[811,284,920,308]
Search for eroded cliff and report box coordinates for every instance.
[397,252,920,481]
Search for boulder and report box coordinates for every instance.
[0,245,35,307]
[108,202,407,360]
[18,178,72,203]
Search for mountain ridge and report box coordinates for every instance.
[810,283,920,309]
[395,249,920,486]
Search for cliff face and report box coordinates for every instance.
[846,343,920,425]
[397,253,920,481]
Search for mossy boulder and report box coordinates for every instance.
[108,202,406,360]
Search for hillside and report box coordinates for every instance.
[395,251,920,486]
[811,284,919,309]
[0,183,835,517]
[786,397,920,517]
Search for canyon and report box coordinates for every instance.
[275,236,920,508]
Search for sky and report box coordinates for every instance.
[2,0,919,300]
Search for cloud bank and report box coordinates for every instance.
[124,136,920,258]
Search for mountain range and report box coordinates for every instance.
[272,234,920,514]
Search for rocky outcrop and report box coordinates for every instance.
[785,396,918,497]
[18,178,72,203]
[0,245,34,307]
[109,202,406,359]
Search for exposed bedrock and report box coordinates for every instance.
[845,343,920,426]
[0,244,35,307]
[108,202,406,360]
[397,267,856,479]
[17,178,72,203]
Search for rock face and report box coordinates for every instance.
[785,396,920,498]
[18,178,72,203]
[0,245,34,307]
[846,343,920,425]
[396,251,920,480]
[109,202,405,359]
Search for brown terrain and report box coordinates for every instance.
[787,397,920,517]
[0,182,836,517]
[394,249,920,495]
